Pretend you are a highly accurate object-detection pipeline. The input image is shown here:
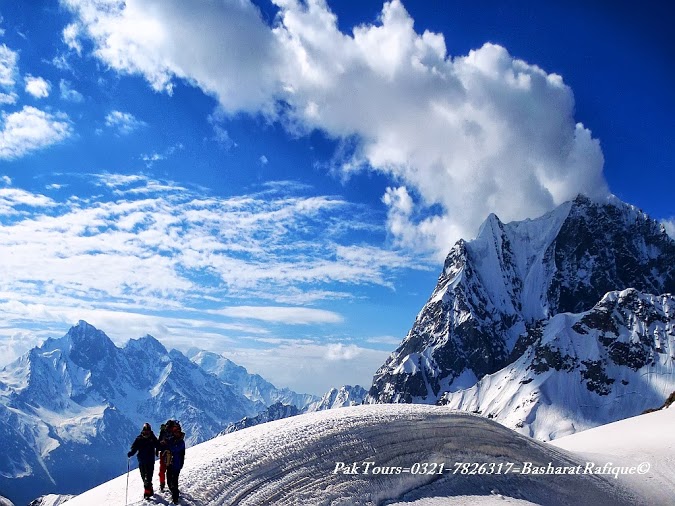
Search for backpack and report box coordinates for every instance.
[160,419,181,440]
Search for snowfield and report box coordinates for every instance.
[552,403,675,506]
[61,404,641,506]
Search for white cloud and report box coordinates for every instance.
[62,0,610,259]
[260,154,268,165]
[0,106,73,160]
[0,43,18,88]
[63,22,82,55]
[0,91,17,104]
[60,0,280,112]
[1,175,10,185]
[104,110,147,134]
[0,187,55,213]
[212,124,236,149]
[24,75,51,98]
[216,306,343,325]
[141,152,163,167]
[0,175,420,311]
[59,79,84,102]
[325,343,360,360]
[0,43,18,104]
[272,1,609,256]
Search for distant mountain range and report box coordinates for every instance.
[222,385,369,434]
[187,349,319,411]
[366,195,675,439]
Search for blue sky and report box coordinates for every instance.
[0,0,673,395]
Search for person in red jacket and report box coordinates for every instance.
[156,419,177,491]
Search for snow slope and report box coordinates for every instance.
[552,404,675,506]
[62,404,638,506]
[440,289,675,440]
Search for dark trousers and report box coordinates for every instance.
[139,461,155,492]
[167,466,181,501]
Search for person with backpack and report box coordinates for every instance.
[156,419,177,491]
[165,423,186,504]
[127,423,161,499]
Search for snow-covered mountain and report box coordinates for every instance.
[306,384,368,411]
[0,321,259,505]
[221,402,300,434]
[60,404,641,506]
[366,195,675,436]
[222,384,368,434]
[187,349,318,410]
[440,288,675,440]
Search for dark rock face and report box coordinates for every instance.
[367,195,675,405]
[547,195,675,315]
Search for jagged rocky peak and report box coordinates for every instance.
[367,194,675,406]
[547,194,675,315]
[64,320,117,366]
[124,334,167,355]
[310,385,367,411]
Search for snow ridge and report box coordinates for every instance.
[61,405,638,506]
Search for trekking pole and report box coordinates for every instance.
[125,457,130,506]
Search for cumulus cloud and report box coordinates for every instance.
[0,106,73,160]
[24,75,51,98]
[60,0,280,113]
[62,0,610,258]
[104,110,147,134]
[272,1,609,256]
